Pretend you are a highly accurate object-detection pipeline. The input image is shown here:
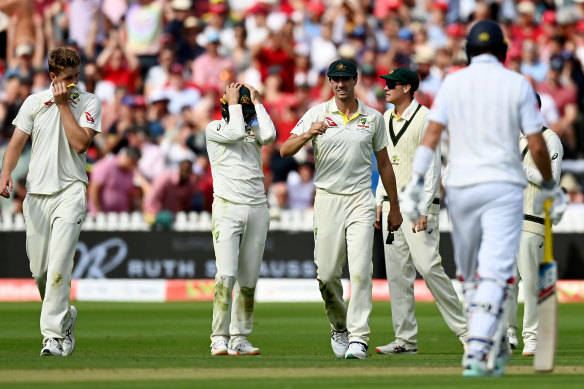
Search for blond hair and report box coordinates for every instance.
[48,47,81,75]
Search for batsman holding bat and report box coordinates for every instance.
[0,47,102,356]
[281,59,402,360]
[507,94,564,358]
[207,83,276,356]
[401,20,567,377]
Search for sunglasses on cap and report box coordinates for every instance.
[385,80,407,89]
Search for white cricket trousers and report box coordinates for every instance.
[446,182,523,353]
[508,230,542,344]
[23,181,86,340]
[381,207,466,346]
[210,197,269,345]
[314,188,376,345]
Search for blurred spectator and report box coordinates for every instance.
[560,173,584,204]
[412,47,441,108]
[96,33,140,94]
[144,46,176,98]
[160,121,196,170]
[286,161,315,210]
[143,158,200,217]
[159,63,201,115]
[537,55,579,157]
[128,126,165,184]
[124,0,165,74]
[520,39,547,83]
[88,147,142,215]
[192,29,235,91]
[309,22,337,77]
[67,0,107,60]
[252,28,296,93]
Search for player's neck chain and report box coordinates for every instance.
[389,104,422,147]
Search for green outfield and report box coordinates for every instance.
[0,301,583,388]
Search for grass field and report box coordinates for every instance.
[1,301,583,388]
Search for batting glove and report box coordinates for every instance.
[533,180,569,225]
[400,174,425,222]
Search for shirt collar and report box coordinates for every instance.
[393,98,420,121]
[327,97,367,116]
[470,54,501,65]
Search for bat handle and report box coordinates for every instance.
[543,199,553,264]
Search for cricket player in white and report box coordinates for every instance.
[207,83,276,356]
[374,68,467,355]
[507,94,563,357]
[401,20,567,377]
[0,47,101,356]
[280,59,402,360]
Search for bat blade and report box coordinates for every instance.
[534,199,557,372]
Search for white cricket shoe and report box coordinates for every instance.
[331,330,349,359]
[40,338,63,356]
[210,339,228,356]
[228,340,260,356]
[522,342,536,357]
[345,342,368,359]
[62,306,77,356]
[507,328,518,349]
[375,340,418,354]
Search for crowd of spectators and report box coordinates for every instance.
[1,0,584,226]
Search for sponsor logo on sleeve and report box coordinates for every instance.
[85,112,95,123]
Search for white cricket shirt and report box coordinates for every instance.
[12,85,102,195]
[206,104,276,205]
[428,54,543,188]
[292,97,386,195]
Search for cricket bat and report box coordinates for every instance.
[534,199,557,372]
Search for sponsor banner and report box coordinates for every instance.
[1,279,583,303]
[372,279,436,302]
[75,279,166,302]
[0,279,41,302]
[165,279,215,301]
[557,280,584,303]
[3,231,584,280]
[255,278,349,302]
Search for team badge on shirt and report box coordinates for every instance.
[391,154,399,165]
[357,118,370,129]
[244,125,256,142]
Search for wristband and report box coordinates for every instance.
[412,145,434,176]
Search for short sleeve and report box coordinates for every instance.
[11,95,36,135]
[80,95,102,133]
[372,112,388,152]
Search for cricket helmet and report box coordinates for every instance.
[465,20,508,62]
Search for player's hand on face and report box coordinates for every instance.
[375,206,382,230]
[387,208,402,232]
[52,82,70,106]
[245,84,261,105]
[225,83,242,105]
[412,215,427,232]
[0,175,13,198]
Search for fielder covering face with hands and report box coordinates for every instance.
[400,20,568,377]
[207,83,276,356]
[280,58,402,360]
[0,47,101,357]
